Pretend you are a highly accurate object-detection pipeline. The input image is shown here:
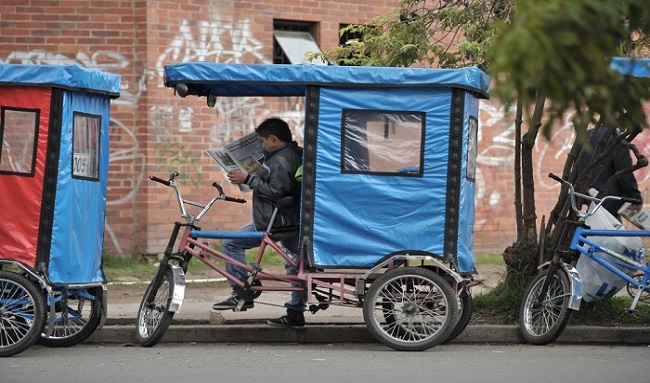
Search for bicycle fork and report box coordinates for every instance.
[537,258,583,311]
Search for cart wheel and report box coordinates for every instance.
[363,267,458,351]
[442,287,473,344]
[135,265,175,347]
[38,286,104,347]
[519,268,573,345]
[0,270,47,357]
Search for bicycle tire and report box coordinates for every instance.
[38,286,104,347]
[383,285,472,345]
[0,270,47,357]
[442,288,473,344]
[363,267,458,351]
[135,265,175,347]
[519,267,573,345]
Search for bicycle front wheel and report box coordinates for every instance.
[0,270,47,357]
[135,266,176,347]
[363,267,458,351]
[519,267,573,345]
[38,286,104,347]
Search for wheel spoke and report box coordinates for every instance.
[136,267,176,347]
[0,272,46,356]
[364,267,457,350]
[520,269,573,344]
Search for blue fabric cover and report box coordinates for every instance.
[0,64,120,97]
[312,87,453,267]
[310,87,481,272]
[48,91,112,284]
[164,63,490,98]
[610,57,650,78]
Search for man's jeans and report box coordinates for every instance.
[222,223,259,283]
[280,234,308,312]
[222,222,307,311]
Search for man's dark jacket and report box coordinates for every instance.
[576,124,642,217]
[246,141,302,231]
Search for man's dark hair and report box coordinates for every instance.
[256,117,292,143]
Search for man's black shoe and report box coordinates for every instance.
[267,312,305,329]
[212,294,254,311]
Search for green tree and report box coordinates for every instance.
[490,0,650,267]
[314,0,650,290]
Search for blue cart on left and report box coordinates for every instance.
[0,64,120,357]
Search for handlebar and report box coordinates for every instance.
[548,172,641,218]
[149,175,171,186]
[211,182,247,204]
[149,171,179,186]
[149,171,247,222]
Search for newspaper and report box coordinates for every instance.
[618,202,650,230]
[205,132,263,191]
[205,132,263,175]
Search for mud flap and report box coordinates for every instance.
[169,264,186,313]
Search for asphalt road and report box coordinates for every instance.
[2,343,648,383]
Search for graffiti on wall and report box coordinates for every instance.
[155,18,267,79]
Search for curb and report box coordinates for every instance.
[88,324,650,346]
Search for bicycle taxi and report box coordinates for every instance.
[138,62,490,351]
[0,64,120,356]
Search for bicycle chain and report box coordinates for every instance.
[250,299,286,308]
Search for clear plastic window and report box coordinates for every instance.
[72,112,101,181]
[342,110,424,176]
[0,108,39,176]
[467,117,478,181]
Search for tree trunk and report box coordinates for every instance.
[501,92,546,287]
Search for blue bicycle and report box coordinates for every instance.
[519,173,650,345]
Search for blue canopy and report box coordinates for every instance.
[164,62,491,99]
[0,64,121,97]
[610,57,650,78]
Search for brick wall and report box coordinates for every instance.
[1,0,648,257]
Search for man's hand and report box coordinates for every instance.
[627,203,644,215]
[227,170,247,185]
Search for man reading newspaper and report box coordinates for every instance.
[212,117,306,328]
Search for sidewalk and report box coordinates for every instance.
[88,265,650,346]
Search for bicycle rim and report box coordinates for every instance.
[0,271,47,357]
[38,287,103,347]
[520,269,573,345]
[135,266,175,347]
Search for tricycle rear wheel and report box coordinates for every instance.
[0,270,47,357]
[442,287,472,344]
[38,286,104,347]
[363,266,458,351]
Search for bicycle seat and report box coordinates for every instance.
[272,195,297,208]
[270,226,299,241]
